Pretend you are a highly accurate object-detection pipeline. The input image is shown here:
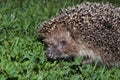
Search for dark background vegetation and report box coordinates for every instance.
[0,0,120,80]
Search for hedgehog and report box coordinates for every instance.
[38,2,120,67]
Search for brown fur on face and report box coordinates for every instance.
[42,24,79,59]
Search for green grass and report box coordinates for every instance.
[0,0,120,80]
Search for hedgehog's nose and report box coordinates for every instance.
[46,48,61,59]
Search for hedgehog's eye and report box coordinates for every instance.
[60,40,67,46]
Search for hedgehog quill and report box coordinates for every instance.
[39,2,120,67]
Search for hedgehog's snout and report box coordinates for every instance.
[46,48,62,59]
[46,47,70,60]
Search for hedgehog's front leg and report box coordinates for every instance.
[81,56,94,64]
[78,43,102,65]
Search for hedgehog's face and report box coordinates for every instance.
[42,29,79,60]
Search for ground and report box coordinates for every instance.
[0,0,120,80]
